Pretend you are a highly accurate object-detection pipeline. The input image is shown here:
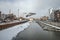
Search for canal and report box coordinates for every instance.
[0,21,60,40]
[12,21,60,40]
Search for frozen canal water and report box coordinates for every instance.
[12,21,60,40]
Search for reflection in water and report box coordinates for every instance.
[51,32,60,40]
[12,22,60,40]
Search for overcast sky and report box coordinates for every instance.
[0,0,60,18]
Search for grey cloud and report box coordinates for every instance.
[0,0,60,18]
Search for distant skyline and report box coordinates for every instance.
[0,0,60,18]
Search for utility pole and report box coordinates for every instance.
[9,9,11,14]
[48,8,51,19]
[18,9,19,18]
[0,11,1,17]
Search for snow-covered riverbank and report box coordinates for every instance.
[0,22,30,40]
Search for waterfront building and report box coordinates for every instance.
[50,9,60,22]
[0,11,17,22]
[40,16,48,21]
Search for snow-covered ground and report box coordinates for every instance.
[0,22,30,40]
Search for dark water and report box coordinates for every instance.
[12,22,60,40]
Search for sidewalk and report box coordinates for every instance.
[43,21,60,27]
